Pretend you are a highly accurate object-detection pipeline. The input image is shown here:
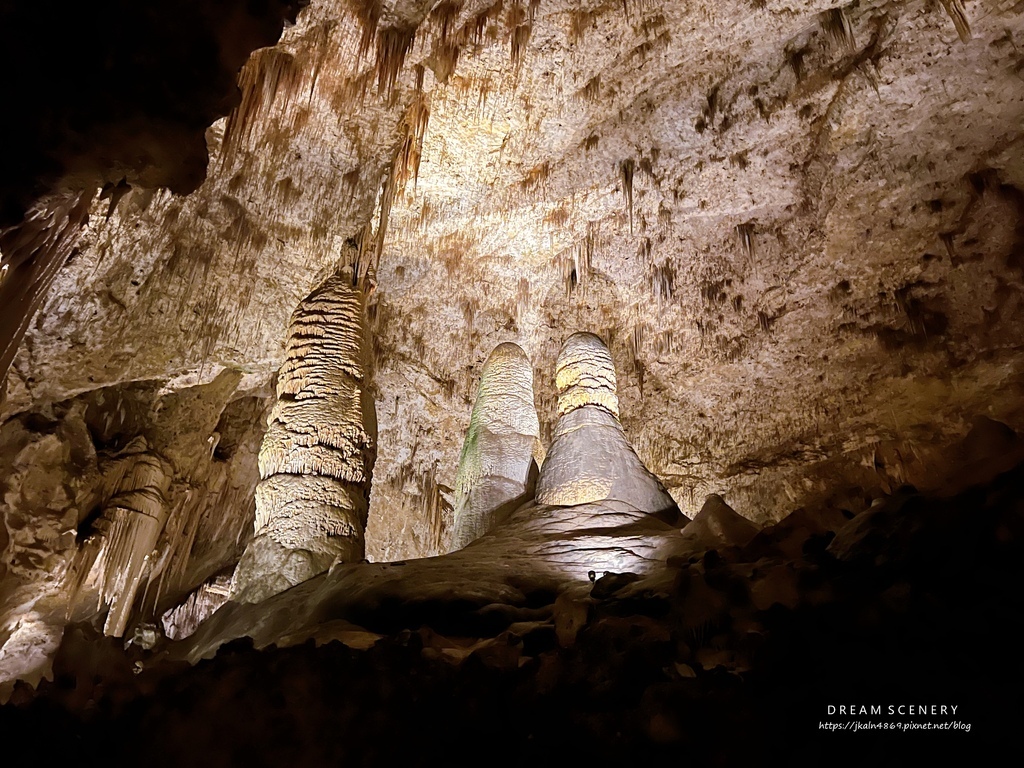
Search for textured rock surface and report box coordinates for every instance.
[1,0,1024,694]
[68,438,172,638]
[4,426,1022,764]
[184,494,682,663]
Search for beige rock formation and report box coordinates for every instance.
[537,333,680,522]
[68,438,172,638]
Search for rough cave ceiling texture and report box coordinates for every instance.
[1,0,1024,688]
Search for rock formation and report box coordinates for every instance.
[67,438,172,637]
[231,272,376,603]
[537,333,681,523]
[449,342,541,551]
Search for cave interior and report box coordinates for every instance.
[0,0,1023,763]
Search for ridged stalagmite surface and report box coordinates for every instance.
[537,333,680,523]
[449,342,540,551]
[554,332,620,419]
[160,573,232,642]
[231,273,375,603]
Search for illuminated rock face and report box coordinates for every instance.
[450,342,540,551]
[537,333,680,523]
[451,335,678,550]
[230,273,376,603]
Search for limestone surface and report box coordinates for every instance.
[1,0,1023,693]
[231,273,376,603]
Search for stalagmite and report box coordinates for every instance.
[449,342,541,551]
[536,333,681,523]
[679,494,760,551]
[230,272,376,603]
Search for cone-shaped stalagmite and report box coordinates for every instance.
[537,332,681,523]
[449,342,541,551]
[231,273,376,603]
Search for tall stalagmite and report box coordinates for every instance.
[449,342,541,551]
[537,333,681,523]
[231,272,376,603]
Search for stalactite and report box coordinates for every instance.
[230,273,376,603]
[432,0,465,41]
[654,330,674,355]
[459,0,505,50]
[558,223,595,298]
[394,90,432,194]
[651,260,675,305]
[352,0,383,57]
[374,26,417,100]
[339,69,375,104]
[306,20,337,102]
[737,222,755,261]
[429,1,465,83]
[508,1,539,68]
[629,322,646,379]
[349,222,374,291]
[620,159,636,234]
[418,463,452,555]
[940,231,956,260]
[544,205,570,228]
[819,7,856,52]
[579,74,601,103]
[385,458,454,556]
[462,297,477,331]
[516,276,531,320]
[521,161,550,192]
[785,45,806,83]
[568,9,595,45]
[0,189,93,388]
[939,0,971,43]
[374,172,397,278]
[370,292,390,371]
[222,49,305,161]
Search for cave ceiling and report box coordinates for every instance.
[1,0,1023,664]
